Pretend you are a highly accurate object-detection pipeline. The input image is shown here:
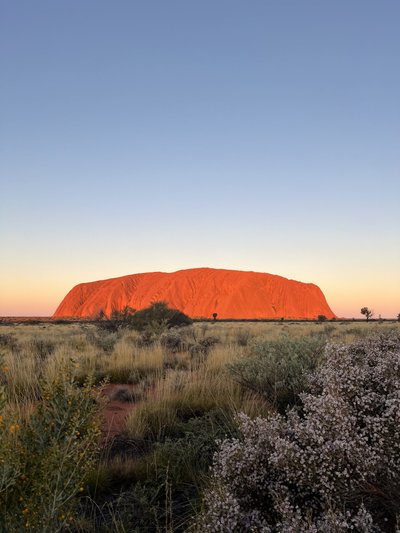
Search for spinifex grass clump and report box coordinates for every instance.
[199,332,400,532]
[0,359,101,532]
[107,409,239,532]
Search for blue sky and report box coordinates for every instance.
[1,1,399,317]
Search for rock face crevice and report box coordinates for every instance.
[53,268,336,320]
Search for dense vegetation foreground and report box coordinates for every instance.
[0,319,399,532]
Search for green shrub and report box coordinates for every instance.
[160,330,188,353]
[86,331,118,353]
[135,330,158,347]
[189,336,220,360]
[0,360,101,532]
[130,302,192,333]
[227,336,326,412]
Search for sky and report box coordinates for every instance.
[1,0,399,318]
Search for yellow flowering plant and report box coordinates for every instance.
[0,358,101,532]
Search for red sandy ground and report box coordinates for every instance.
[101,384,138,441]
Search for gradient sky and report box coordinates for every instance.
[1,1,399,318]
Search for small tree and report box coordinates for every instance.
[96,306,136,332]
[110,305,136,321]
[93,309,106,321]
[212,312,218,322]
[361,307,374,322]
[317,314,327,323]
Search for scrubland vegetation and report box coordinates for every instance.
[1,314,399,532]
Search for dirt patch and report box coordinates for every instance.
[100,384,138,441]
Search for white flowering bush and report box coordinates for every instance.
[198,332,400,532]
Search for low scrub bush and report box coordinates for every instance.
[189,336,220,360]
[86,331,118,353]
[227,336,326,412]
[110,386,143,403]
[0,360,101,532]
[160,330,188,353]
[198,332,400,532]
[135,330,158,347]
